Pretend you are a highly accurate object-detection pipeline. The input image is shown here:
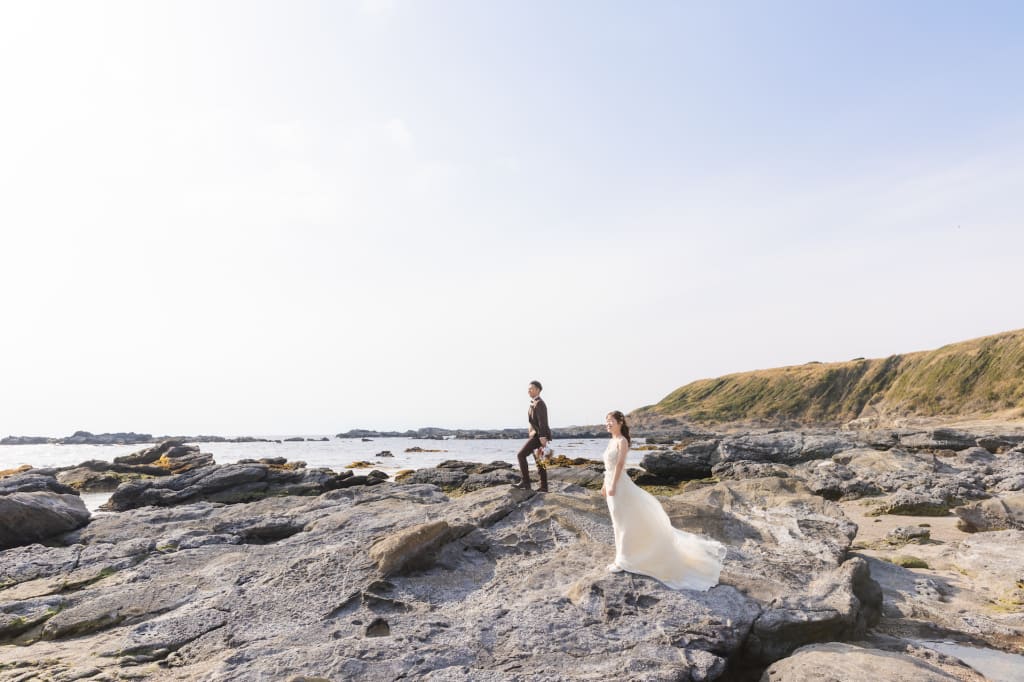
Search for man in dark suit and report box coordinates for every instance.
[514,380,552,492]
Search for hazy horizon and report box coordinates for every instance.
[2,2,1022,436]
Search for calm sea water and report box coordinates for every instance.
[916,641,1024,682]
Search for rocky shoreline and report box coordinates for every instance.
[1,424,1022,680]
[0,432,301,446]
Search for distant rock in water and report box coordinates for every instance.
[113,440,214,473]
[60,431,154,445]
[0,436,53,445]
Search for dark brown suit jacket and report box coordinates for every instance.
[528,398,552,440]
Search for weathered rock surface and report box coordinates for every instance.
[101,458,353,511]
[0,475,879,680]
[798,447,990,509]
[639,439,718,480]
[716,432,858,466]
[395,460,519,492]
[760,641,976,681]
[897,429,979,452]
[884,526,931,545]
[0,492,91,550]
[112,439,214,473]
[954,493,1024,532]
[0,470,77,497]
[712,460,793,481]
[800,460,882,501]
[0,470,91,550]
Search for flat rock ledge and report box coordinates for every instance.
[0,477,880,681]
[760,641,986,681]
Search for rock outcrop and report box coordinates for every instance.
[0,474,880,680]
[0,471,90,550]
[101,458,350,511]
[759,641,982,681]
[954,493,1024,532]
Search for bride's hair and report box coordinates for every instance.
[607,410,631,445]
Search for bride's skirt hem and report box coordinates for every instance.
[614,560,722,592]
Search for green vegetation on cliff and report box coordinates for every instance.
[633,329,1024,425]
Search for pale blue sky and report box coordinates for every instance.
[1,1,1022,435]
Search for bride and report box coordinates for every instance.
[601,410,726,591]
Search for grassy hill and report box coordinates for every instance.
[631,329,1024,427]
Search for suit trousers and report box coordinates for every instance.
[515,436,548,489]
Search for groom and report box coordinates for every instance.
[513,380,551,492]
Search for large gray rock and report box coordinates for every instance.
[717,432,857,466]
[981,450,1024,493]
[712,460,793,481]
[639,439,718,481]
[954,493,1024,532]
[0,477,879,680]
[396,460,520,492]
[867,490,950,517]
[0,492,91,550]
[102,460,349,511]
[801,460,881,501]
[0,471,78,496]
[760,642,966,681]
[828,448,988,508]
[113,440,214,473]
[897,429,978,452]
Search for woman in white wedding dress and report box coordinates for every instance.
[601,410,727,591]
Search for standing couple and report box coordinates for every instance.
[513,380,726,592]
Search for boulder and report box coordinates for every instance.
[639,439,717,481]
[837,448,987,507]
[954,493,1024,532]
[867,491,950,517]
[801,460,881,501]
[369,520,452,576]
[102,461,350,511]
[760,642,965,681]
[898,429,978,452]
[884,526,931,545]
[0,492,91,550]
[711,461,793,481]
[717,432,856,466]
[112,440,213,473]
[977,434,1024,453]
[0,471,78,497]
[396,461,520,493]
[852,429,902,450]
[396,469,469,490]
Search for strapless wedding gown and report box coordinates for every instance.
[603,436,726,591]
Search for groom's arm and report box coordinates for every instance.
[536,401,552,440]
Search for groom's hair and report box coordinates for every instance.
[529,380,543,391]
